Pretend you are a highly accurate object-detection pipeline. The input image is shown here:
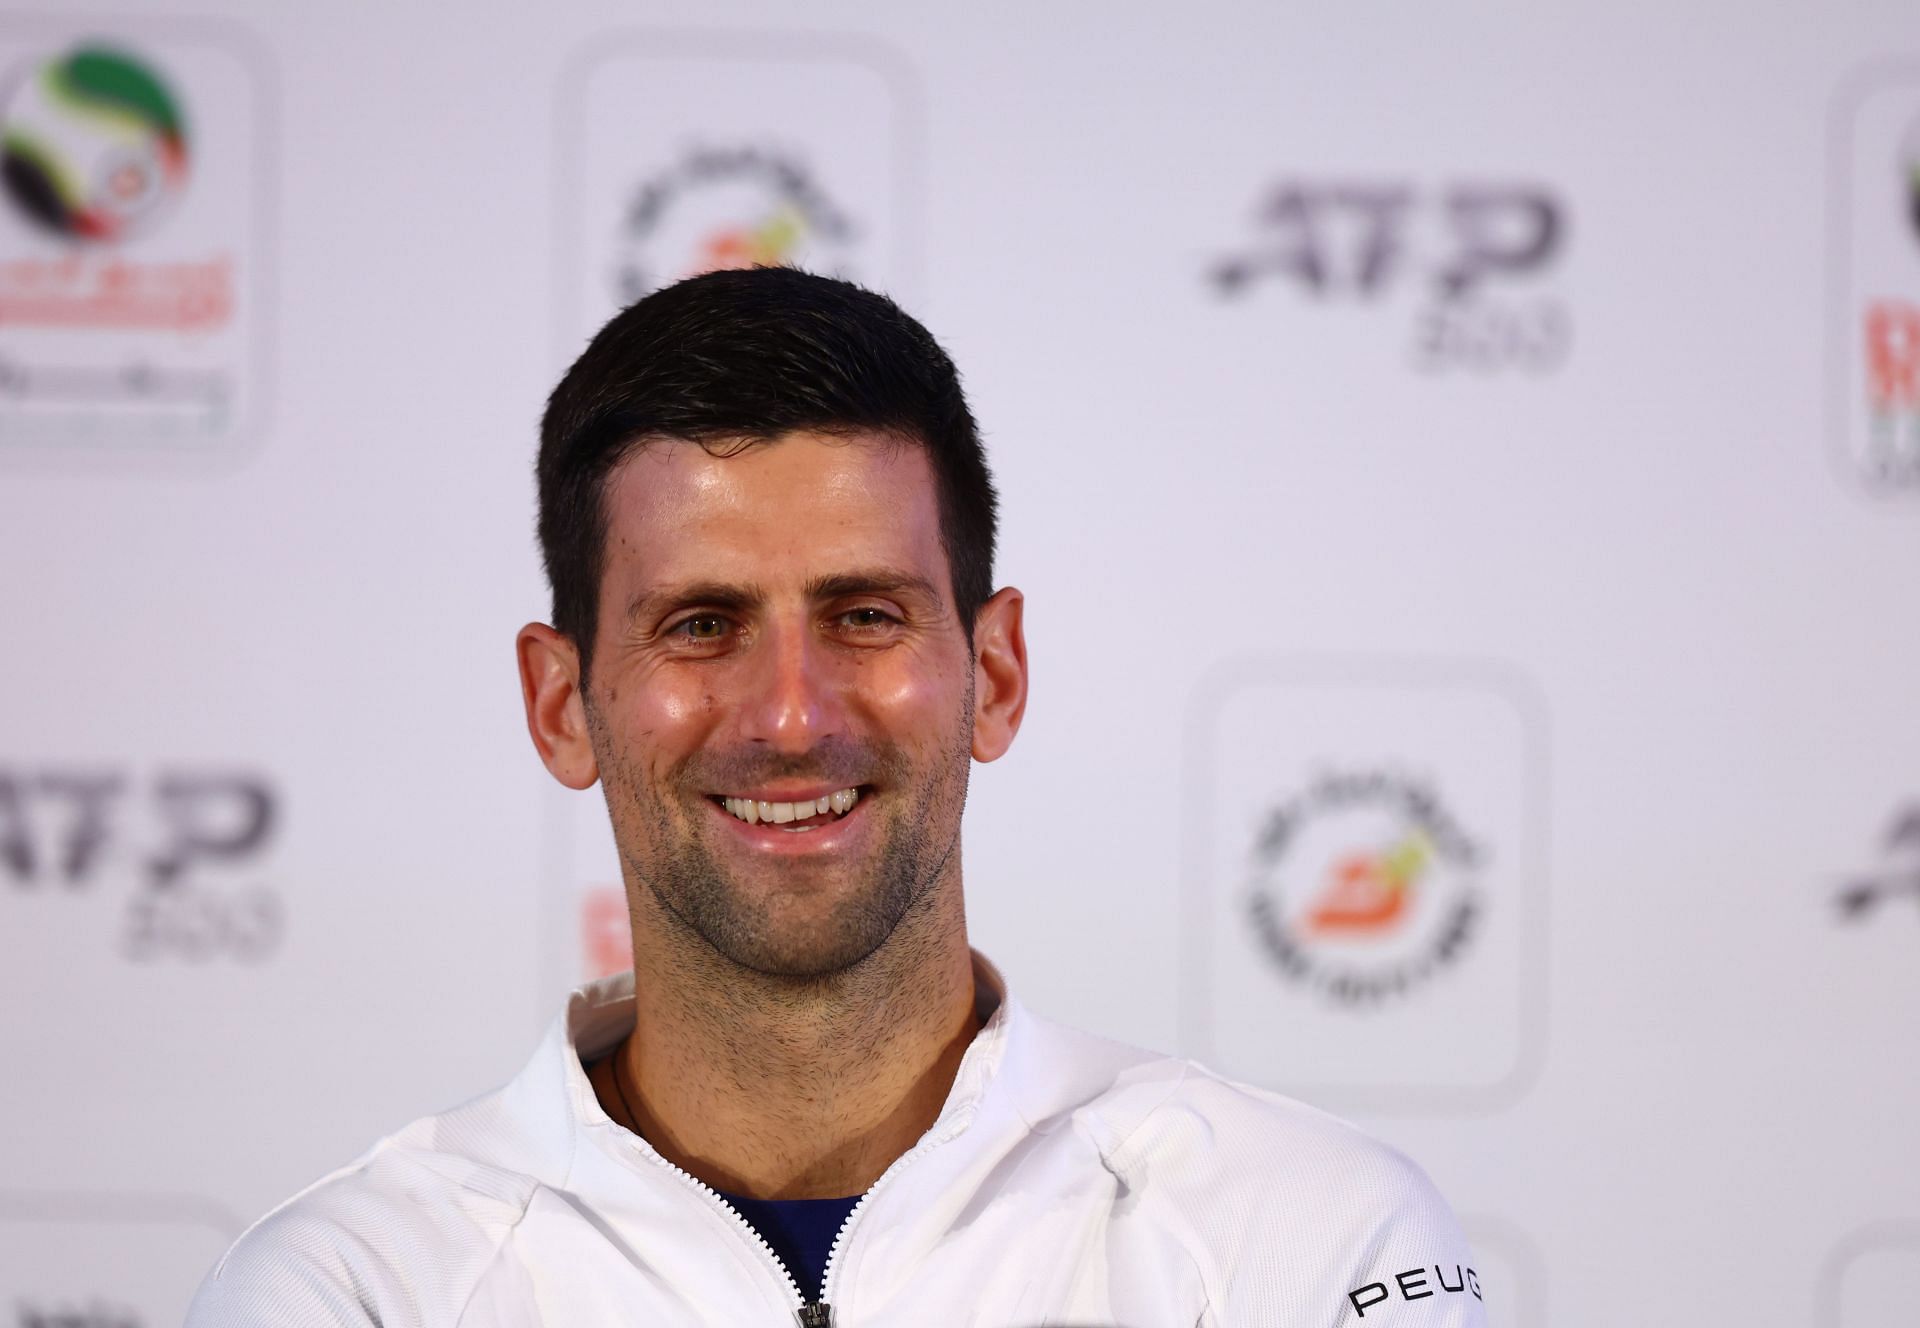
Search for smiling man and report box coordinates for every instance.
[187,269,1489,1327]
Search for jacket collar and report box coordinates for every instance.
[522,949,1020,1186]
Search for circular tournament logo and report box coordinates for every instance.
[1244,771,1483,1006]
[1,44,189,242]
[612,144,859,303]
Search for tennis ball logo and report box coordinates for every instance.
[1,44,188,241]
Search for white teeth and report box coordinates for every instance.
[719,787,861,825]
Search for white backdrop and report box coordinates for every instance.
[2,1,1917,1324]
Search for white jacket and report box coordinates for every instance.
[187,958,1490,1326]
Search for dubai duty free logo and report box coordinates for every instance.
[1856,121,1920,485]
[0,24,267,453]
[1,44,189,242]
[0,40,227,337]
[1832,66,1920,491]
[1245,770,1482,1006]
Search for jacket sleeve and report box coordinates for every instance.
[183,1211,385,1327]
[1219,1151,1492,1327]
[1106,1069,1494,1327]
[1305,1159,1497,1328]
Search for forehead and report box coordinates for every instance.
[599,430,944,586]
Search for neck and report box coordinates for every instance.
[594,877,980,1200]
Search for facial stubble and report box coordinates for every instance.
[588,686,975,982]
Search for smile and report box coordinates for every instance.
[712,787,863,831]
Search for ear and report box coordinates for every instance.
[969,586,1028,763]
[517,623,600,790]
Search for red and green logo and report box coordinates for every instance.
[1246,772,1483,1006]
[1,44,189,241]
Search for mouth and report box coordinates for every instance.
[707,786,868,833]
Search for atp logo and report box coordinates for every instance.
[1209,179,1572,373]
[1834,803,1920,921]
[0,765,284,961]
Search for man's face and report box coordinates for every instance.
[583,431,979,979]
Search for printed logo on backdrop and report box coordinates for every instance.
[1832,802,1920,922]
[1818,1222,1920,1327]
[558,35,915,357]
[1207,179,1571,374]
[611,145,864,303]
[1246,771,1482,1006]
[1182,662,1547,1112]
[12,1298,141,1326]
[1832,68,1920,491]
[0,1193,239,1327]
[0,766,284,960]
[0,26,267,455]
[581,882,631,980]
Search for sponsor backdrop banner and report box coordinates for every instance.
[1,3,1916,1325]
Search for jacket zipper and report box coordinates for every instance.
[627,1140,818,1321]
[813,1105,978,1318]
[626,1102,977,1326]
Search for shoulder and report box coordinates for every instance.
[187,999,590,1326]
[185,1102,551,1327]
[1114,1060,1447,1212]
[1013,1005,1433,1204]
[1122,1069,1487,1322]
[1012,1012,1487,1323]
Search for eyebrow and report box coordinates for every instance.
[804,570,943,603]
[625,569,943,626]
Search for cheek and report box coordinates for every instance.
[857,656,970,746]
[610,672,720,769]
[647,685,715,727]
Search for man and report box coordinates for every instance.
[188,268,1488,1326]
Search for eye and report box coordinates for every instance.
[837,606,899,632]
[674,614,732,641]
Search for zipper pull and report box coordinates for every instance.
[795,1304,834,1327]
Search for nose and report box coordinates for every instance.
[738,617,843,754]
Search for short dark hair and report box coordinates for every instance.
[536,267,999,686]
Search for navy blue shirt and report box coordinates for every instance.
[718,1190,863,1303]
